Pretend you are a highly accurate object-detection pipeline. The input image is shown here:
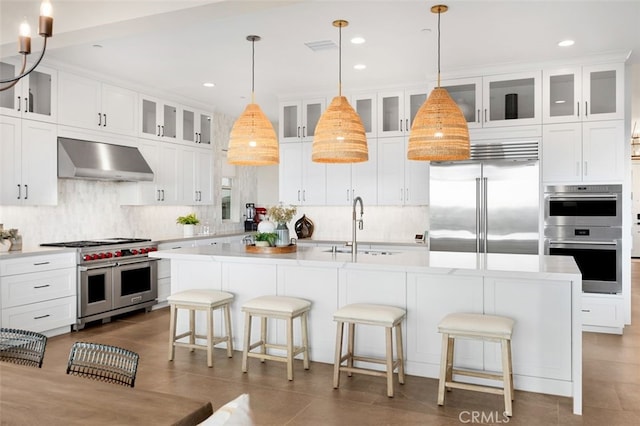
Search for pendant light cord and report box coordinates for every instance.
[338,23,342,96]
[251,38,255,103]
[437,8,441,87]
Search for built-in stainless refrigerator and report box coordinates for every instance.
[429,141,540,254]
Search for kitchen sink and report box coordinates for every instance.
[323,248,398,255]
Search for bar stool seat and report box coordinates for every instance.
[437,313,515,416]
[241,296,311,381]
[333,303,406,397]
[167,289,234,368]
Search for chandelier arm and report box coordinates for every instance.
[0,38,48,85]
[0,55,28,92]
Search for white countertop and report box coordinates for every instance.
[149,244,581,279]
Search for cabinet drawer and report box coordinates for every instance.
[0,253,76,276]
[2,296,76,332]
[581,296,624,327]
[1,268,76,308]
[157,259,171,279]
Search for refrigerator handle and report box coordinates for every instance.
[483,177,488,253]
[476,178,481,253]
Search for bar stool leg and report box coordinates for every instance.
[437,333,450,405]
[260,316,267,362]
[205,308,214,367]
[242,312,251,373]
[168,304,177,361]
[224,304,233,357]
[395,322,405,385]
[189,309,196,352]
[445,336,455,388]
[385,326,394,397]
[333,321,344,389]
[347,322,355,377]
[286,317,294,381]
[502,339,513,416]
[508,340,514,400]
[301,312,310,370]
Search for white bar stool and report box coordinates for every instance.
[437,312,515,416]
[332,303,406,397]
[241,295,311,381]
[167,289,234,368]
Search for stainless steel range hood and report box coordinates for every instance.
[58,137,154,182]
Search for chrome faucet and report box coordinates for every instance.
[352,196,364,259]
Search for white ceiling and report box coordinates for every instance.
[2,0,639,122]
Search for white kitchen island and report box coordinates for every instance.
[150,244,583,415]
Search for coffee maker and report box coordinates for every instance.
[245,203,257,231]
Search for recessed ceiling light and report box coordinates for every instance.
[354,64,366,70]
[554,100,566,104]
[203,82,215,88]
[558,39,575,47]
[351,36,365,45]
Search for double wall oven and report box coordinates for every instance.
[41,238,158,330]
[544,185,622,294]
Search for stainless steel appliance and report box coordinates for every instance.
[544,184,622,294]
[429,140,540,254]
[245,203,257,231]
[40,238,158,329]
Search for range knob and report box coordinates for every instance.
[91,254,99,260]
[105,252,113,258]
[114,251,122,257]
[131,249,139,255]
[140,248,148,254]
[149,247,158,252]
[83,254,92,261]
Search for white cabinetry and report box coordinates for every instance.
[581,294,624,334]
[438,71,541,129]
[181,146,213,204]
[543,63,624,124]
[377,137,429,205]
[122,139,179,204]
[181,107,212,145]
[0,116,57,206]
[57,72,138,136]
[279,142,326,205]
[377,87,427,137]
[350,92,377,138]
[140,95,178,141]
[0,252,76,336]
[0,61,57,123]
[542,120,624,183]
[325,139,378,205]
[279,98,325,143]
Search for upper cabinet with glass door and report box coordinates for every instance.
[543,63,624,124]
[435,71,541,129]
[350,92,377,138]
[139,95,178,142]
[279,98,325,143]
[0,60,57,123]
[376,87,427,137]
[181,107,212,145]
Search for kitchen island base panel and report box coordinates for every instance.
[150,245,582,415]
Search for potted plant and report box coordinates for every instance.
[0,227,17,252]
[267,204,297,246]
[254,232,278,247]
[176,213,200,237]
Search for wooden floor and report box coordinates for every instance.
[38,264,640,425]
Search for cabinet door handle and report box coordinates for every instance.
[400,188,403,201]
[406,119,409,131]
[195,132,198,143]
[157,125,161,136]
[297,126,301,138]
[161,125,165,137]
[157,190,161,201]
[303,189,306,202]
[98,113,102,126]
[585,101,588,117]
[33,314,51,320]
[577,102,580,117]
[24,184,28,199]
[400,119,403,132]
[16,184,21,199]
[297,190,301,202]
[161,189,165,201]
[477,109,480,123]
[406,188,409,202]
[302,126,306,138]
[33,262,50,266]
[347,189,350,201]
[17,96,21,112]
[25,98,29,113]
[484,108,487,123]
[582,309,591,313]
[33,284,51,289]
[103,113,107,127]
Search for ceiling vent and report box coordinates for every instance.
[304,40,338,52]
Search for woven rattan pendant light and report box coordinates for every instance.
[312,20,368,163]
[228,35,279,165]
[408,5,470,161]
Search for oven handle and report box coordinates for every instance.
[547,194,619,200]
[114,258,160,267]
[548,240,618,246]
[79,257,159,271]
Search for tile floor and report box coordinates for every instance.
[39,262,640,425]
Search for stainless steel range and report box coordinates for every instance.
[41,238,158,330]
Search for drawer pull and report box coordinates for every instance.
[34,284,51,289]
[33,262,50,266]
[582,309,591,313]
[34,314,51,320]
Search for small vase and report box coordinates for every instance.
[275,222,290,247]
[183,224,195,237]
[0,239,11,252]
